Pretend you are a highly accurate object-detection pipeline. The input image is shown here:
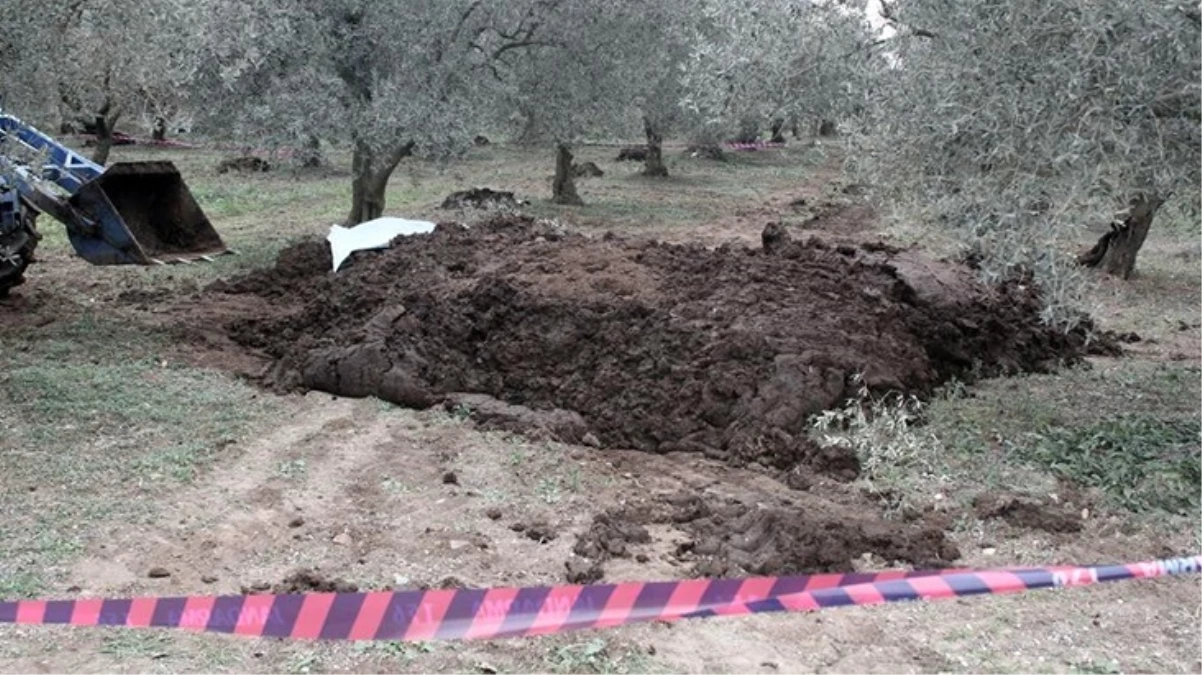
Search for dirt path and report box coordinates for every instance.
[3,390,1197,673]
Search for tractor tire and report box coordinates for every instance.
[0,211,40,298]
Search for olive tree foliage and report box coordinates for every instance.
[498,0,701,199]
[679,0,879,145]
[0,0,196,163]
[849,0,1201,326]
[495,3,633,204]
[184,0,573,224]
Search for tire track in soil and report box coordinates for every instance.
[68,394,399,596]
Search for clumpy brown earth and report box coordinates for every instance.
[212,215,1102,479]
[573,492,960,579]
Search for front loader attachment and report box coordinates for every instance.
[64,161,227,265]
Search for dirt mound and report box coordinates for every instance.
[214,214,1104,475]
[216,156,271,174]
[572,161,605,178]
[440,188,522,210]
[616,146,648,161]
[574,492,958,578]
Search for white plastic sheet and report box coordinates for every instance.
[327,217,436,272]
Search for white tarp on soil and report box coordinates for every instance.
[327,217,436,272]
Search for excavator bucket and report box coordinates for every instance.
[63,161,227,265]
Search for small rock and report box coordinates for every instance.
[201,575,218,584]
[449,539,469,551]
[332,532,354,546]
[510,522,527,532]
[581,432,601,448]
[635,553,650,563]
[761,662,779,670]
[485,507,503,520]
[982,548,997,556]
[478,664,498,674]
[288,516,305,528]
[442,471,459,485]
[147,567,171,579]
[65,585,81,593]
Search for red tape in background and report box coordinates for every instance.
[1,556,1197,642]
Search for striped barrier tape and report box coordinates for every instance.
[1,556,1197,642]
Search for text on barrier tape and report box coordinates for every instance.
[1,556,1197,642]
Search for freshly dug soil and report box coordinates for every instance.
[243,568,359,594]
[973,491,1084,533]
[574,492,959,577]
[216,215,1104,476]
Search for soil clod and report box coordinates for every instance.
[573,512,652,561]
[973,491,1084,533]
[565,559,605,584]
[517,521,557,543]
[576,491,959,578]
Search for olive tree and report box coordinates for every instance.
[680,0,878,146]
[497,0,701,202]
[0,0,195,163]
[187,0,573,224]
[497,12,626,205]
[851,0,1200,324]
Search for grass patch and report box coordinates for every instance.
[99,631,173,659]
[0,313,274,596]
[1015,415,1199,514]
[812,361,1201,520]
[541,638,654,675]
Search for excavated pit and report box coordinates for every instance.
[215,215,1105,477]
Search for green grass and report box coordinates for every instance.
[540,638,655,675]
[926,362,1200,514]
[99,632,173,659]
[1015,415,1199,514]
[0,312,274,598]
[813,360,1201,522]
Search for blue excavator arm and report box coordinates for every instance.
[0,109,227,265]
[0,114,102,193]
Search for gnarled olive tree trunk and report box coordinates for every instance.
[642,118,669,177]
[769,117,786,144]
[88,99,122,166]
[1078,193,1166,279]
[346,138,415,225]
[552,143,584,205]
